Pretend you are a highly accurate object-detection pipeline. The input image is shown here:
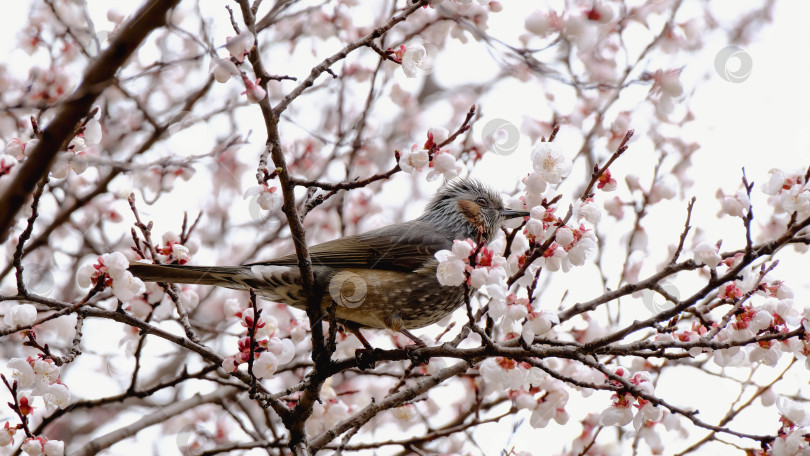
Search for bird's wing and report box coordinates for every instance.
[246,221,450,272]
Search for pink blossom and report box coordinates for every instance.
[242,76,266,103]
[525,10,561,37]
[0,422,15,446]
[4,139,25,159]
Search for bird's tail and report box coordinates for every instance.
[128,262,249,287]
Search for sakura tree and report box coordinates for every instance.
[0,0,806,455]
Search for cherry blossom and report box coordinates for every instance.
[4,304,37,327]
[400,45,428,78]
[225,30,254,63]
[692,241,722,269]
[77,252,145,302]
[398,146,430,174]
[209,57,240,83]
[0,1,801,454]
[241,76,266,103]
[427,151,461,181]
[531,141,572,184]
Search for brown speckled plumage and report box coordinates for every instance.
[128,179,528,332]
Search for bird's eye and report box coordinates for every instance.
[475,197,488,206]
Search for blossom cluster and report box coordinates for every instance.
[3,356,70,455]
[399,129,462,181]
[76,252,145,302]
[599,368,662,429]
[762,169,810,221]
[221,299,295,379]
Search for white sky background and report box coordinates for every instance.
[2,0,810,455]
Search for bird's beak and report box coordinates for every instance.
[501,208,530,219]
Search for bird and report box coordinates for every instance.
[128,178,528,346]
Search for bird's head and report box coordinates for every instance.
[418,178,529,243]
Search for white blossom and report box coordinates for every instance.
[568,236,597,266]
[435,250,466,286]
[777,396,810,426]
[21,439,43,456]
[4,304,37,327]
[401,45,427,78]
[525,10,556,37]
[599,403,633,426]
[8,358,35,389]
[266,337,296,365]
[225,30,254,62]
[427,152,461,181]
[42,383,70,412]
[692,242,722,269]
[209,57,239,83]
[77,253,145,302]
[398,148,429,174]
[531,141,571,184]
[253,351,280,379]
[574,199,602,224]
[83,118,102,144]
[43,440,64,456]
